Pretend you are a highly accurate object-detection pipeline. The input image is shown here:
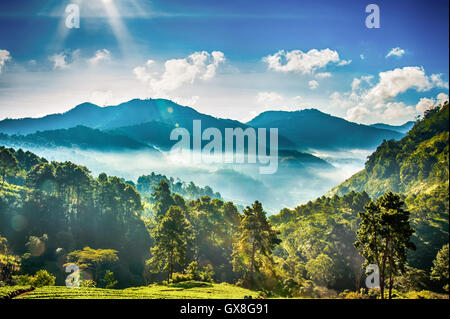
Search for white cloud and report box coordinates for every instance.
[386,47,405,58]
[308,80,319,90]
[337,59,352,66]
[0,49,12,73]
[415,97,435,113]
[256,91,284,105]
[416,93,449,113]
[49,53,69,70]
[134,51,226,94]
[430,73,449,89]
[315,72,332,79]
[89,49,111,66]
[263,48,349,74]
[49,50,80,70]
[363,66,448,105]
[360,54,365,60]
[332,66,449,124]
[437,92,449,105]
[351,78,361,91]
[351,75,373,91]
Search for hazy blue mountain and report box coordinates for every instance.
[0,99,406,151]
[247,109,404,150]
[0,125,155,151]
[370,121,415,134]
[0,99,248,135]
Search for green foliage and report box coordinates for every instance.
[271,191,370,291]
[80,280,96,288]
[0,148,18,185]
[102,270,118,289]
[148,206,192,281]
[0,235,21,284]
[137,173,222,202]
[329,102,449,198]
[31,270,56,287]
[12,282,258,299]
[431,244,449,292]
[13,270,55,287]
[232,201,280,290]
[66,247,119,283]
[305,254,335,286]
[355,192,415,299]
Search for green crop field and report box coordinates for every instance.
[1,281,259,300]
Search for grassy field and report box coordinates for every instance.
[1,281,259,299]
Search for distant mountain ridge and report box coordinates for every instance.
[0,98,407,151]
[247,108,404,150]
[0,125,156,151]
[370,121,415,134]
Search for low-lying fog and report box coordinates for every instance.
[6,145,372,213]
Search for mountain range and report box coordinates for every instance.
[0,98,409,153]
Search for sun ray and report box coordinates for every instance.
[101,0,136,60]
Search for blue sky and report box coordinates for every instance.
[0,0,448,124]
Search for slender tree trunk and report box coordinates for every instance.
[249,235,256,290]
[380,246,388,300]
[388,253,394,299]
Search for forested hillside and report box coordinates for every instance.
[326,102,449,271]
[0,103,448,299]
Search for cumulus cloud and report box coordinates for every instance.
[49,53,69,70]
[386,47,405,58]
[416,92,449,113]
[363,66,448,105]
[351,75,373,91]
[308,80,319,90]
[263,48,349,74]
[0,49,12,73]
[329,66,449,124]
[89,49,111,66]
[134,51,225,94]
[337,59,352,66]
[315,72,332,79]
[49,50,80,70]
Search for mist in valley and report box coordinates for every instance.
[3,143,372,213]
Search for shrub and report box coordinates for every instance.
[32,270,55,287]
[80,280,96,288]
[171,272,192,283]
[102,270,118,289]
[13,274,33,286]
[13,270,55,287]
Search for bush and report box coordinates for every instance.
[32,270,55,287]
[80,280,96,288]
[170,262,215,284]
[13,270,55,287]
[171,272,192,283]
[102,270,118,289]
[13,274,33,286]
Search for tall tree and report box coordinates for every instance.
[152,180,175,220]
[431,244,449,292]
[0,148,18,185]
[66,247,119,284]
[148,206,192,281]
[232,201,280,289]
[355,192,415,299]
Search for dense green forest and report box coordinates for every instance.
[0,103,448,299]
